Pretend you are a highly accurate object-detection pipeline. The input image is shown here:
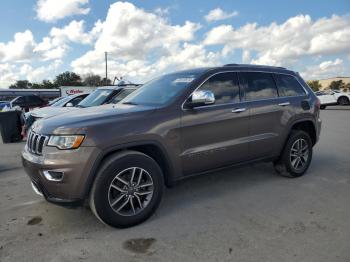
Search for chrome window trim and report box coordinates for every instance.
[181,70,309,111]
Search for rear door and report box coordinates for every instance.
[239,71,284,159]
[180,72,250,175]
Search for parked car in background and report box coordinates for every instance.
[47,97,64,106]
[26,86,139,128]
[50,93,89,108]
[11,95,47,112]
[22,64,321,228]
[315,90,350,109]
[0,101,11,111]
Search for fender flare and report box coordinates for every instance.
[82,140,175,199]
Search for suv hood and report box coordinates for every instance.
[32,103,156,134]
[30,106,79,119]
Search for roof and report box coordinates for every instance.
[172,64,295,76]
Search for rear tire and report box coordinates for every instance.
[90,151,164,228]
[338,96,349,106]
[320,105,326,110]
[274,130,313,178]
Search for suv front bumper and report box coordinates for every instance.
[22,145,100,207]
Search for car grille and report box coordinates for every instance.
[27,131,48,155]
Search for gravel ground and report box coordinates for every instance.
[0,107,349,262]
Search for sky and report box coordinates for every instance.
[0,0,349,87]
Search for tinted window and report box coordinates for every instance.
[199,72,240,105]
[13,97,25,104]
[51,96,72,107]
[77,89,114,107]
[26,96,42,104]
[275,74,305,96]
[240,72,278,101]
[70,95,86,106]
[109,89,135,104]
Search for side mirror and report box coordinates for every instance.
[186,90,215,108]
[66,102,74,107]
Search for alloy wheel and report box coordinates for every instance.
[108,167,154,216]
[290,138,309,171]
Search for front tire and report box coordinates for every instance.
[274,130,313,178]
[90,151,164,228]
[320,105,326,110]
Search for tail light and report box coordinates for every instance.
[315,97,321,109]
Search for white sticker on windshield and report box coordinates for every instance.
[173,77,195,83]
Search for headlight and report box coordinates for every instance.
[47,135,85,150]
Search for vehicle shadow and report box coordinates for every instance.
[323,106,350,110]
[160,162,279,218]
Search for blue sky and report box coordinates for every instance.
[0,0,349,87]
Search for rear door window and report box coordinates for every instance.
[239,72,278,101]
[275,74,306,97]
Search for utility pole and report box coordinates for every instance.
[105,52,108,86]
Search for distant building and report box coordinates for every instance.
[318,77,350,90]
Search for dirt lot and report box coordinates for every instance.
[0,107,349,262]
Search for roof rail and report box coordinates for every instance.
[224,64,239,66]
[223,63,286,70]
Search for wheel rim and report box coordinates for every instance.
[340,97,348,105]
[108,167,154,217]
[290,138,309,171]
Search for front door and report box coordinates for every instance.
[180,72,250,175]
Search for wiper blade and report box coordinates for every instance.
[76,104,85,108]
[122,101,138,105]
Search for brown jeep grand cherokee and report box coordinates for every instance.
[22,64,322,228]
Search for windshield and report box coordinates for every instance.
[77,89,114,107]
[51,96,72,107]
[121,73,199,106]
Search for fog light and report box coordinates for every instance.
[43,170,64,182]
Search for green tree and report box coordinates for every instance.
[101,77,112,86]
[306,80,322,92]
[25,80,58,89]
[9,80,32,89]
[54,71,83,86]
[83,74,102,86]
[41,80,58,89]
[343,83,350,92]
[329,80,345,90]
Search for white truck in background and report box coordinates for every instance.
[60,86,97,97]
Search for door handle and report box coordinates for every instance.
[278,102,290,106]
[232,108,246,113]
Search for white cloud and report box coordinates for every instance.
[0,63,17,87]
[71,2,218,81]
[0,30,36,62]
[34,20,98,61]
[204,14,350,66]
[301,58,345,80]
[204,8,238,22]
[36,0,90,22]
[242,50,250,63]
[92,2,201,60]
[0,60,62,87]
